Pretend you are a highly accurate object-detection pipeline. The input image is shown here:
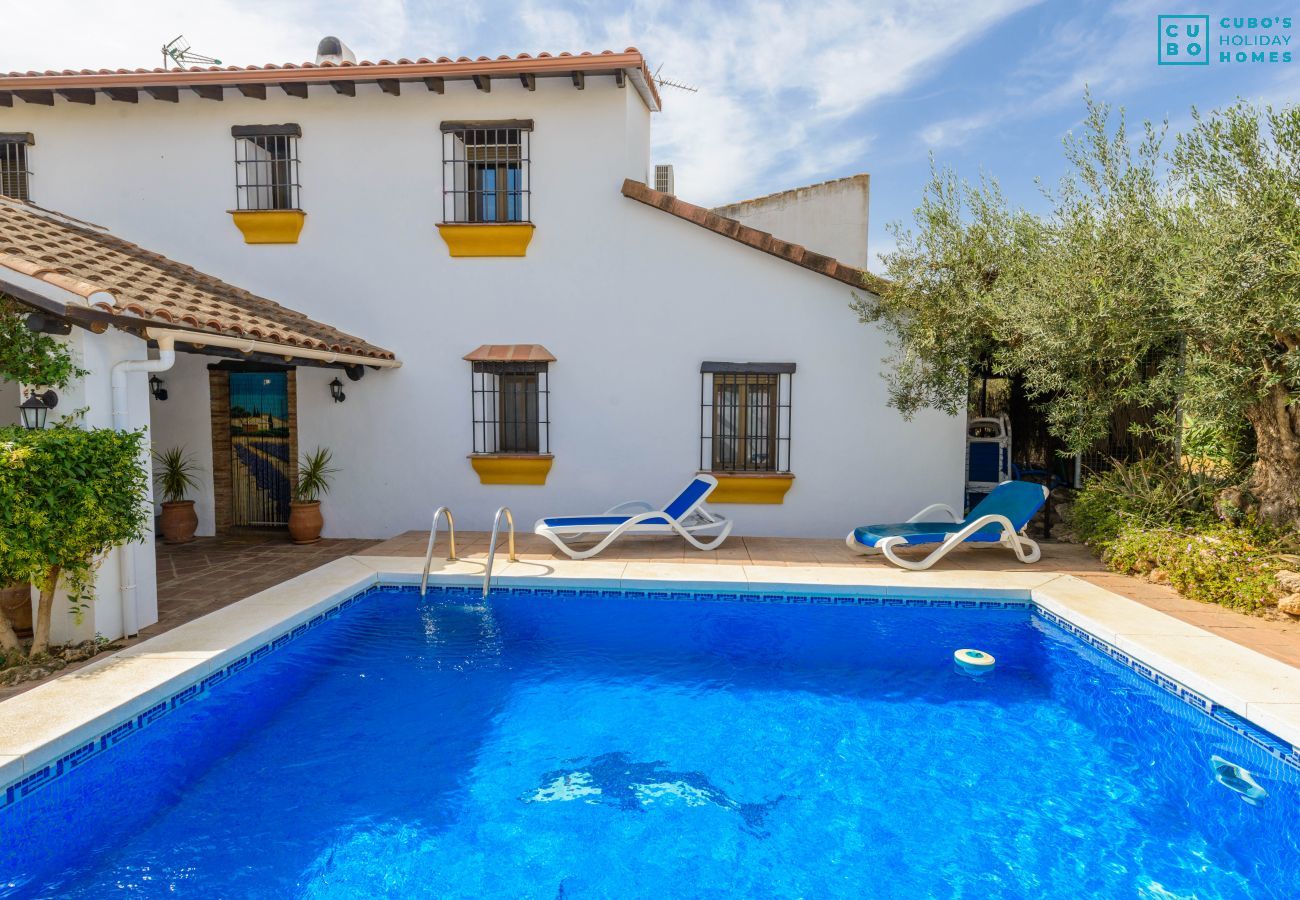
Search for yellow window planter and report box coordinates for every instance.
[438,223,535,257]
[706,472,795,504]
[229,210,306,244]
[470,453,553,485]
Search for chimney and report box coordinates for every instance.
[654,164,675,196]
[316,36,356,65]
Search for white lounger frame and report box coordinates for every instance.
[844,501,1042,572]
[535,479,733,560]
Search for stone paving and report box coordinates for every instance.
[0,534,376,701]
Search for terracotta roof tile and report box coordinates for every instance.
[462,344,556,363]
[0,48,661,111]
[0,199,395,361]
[620,180,889,294]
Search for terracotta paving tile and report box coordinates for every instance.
[8,530,1299,702]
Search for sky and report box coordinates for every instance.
[3,0,1298,271]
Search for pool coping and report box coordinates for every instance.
[4,554,1300,808]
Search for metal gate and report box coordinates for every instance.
[228,371,291,527]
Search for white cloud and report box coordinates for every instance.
[913,0,1166,150]
[919,111,998,148]
[0,0,465,72]
[512,0,1041,205]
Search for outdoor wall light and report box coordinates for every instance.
[149,374,168,402]
[329,377,346,403]
[18,389,58,430]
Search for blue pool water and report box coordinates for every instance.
[3,586,1299,898]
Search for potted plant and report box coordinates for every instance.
[289,446,337,544]
[154,447,201,544]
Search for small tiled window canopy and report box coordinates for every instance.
[442,120,532,223]
[0,132,34,201]
[232,124,301,211]
[465,344,553,454]
[700,362,794,473]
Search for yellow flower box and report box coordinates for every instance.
[229,210,306,244]
[706,472,796,504]
[437,223,535,257]
[470,454,554,485]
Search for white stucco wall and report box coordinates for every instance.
[1,80,961,541]
[147,352,217,536]
[712,175,871,269]
[33,327,159,643]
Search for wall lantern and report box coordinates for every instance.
[18,389,58,430]
[149,374,168,401]
[329,377,346,403]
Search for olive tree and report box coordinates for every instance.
[1169,101,1300,525]
[857,96,1300,528]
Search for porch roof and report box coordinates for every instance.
[0,198,396,363]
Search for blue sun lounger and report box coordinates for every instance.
[845,480,1049,571]
[535,474,733,560]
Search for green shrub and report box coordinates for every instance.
[0,426,150,654]
[1068,457,1291,612]
[1103,524,1285,612]
[1071,457,1233,546]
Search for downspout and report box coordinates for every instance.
[110,334,176,638]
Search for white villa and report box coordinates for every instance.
[0,41,962,642]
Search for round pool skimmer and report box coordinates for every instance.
[954,648,995,676]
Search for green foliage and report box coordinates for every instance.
[1069,459,1287,611]
[851,164,1040,418]
[857,94,1176,449]
[859,94,1300,525]
[1070,458,1231,545]
[1168,101,1300,443]
[0,426,150,613]
[1103,524,1286,613]
[0,296,85,389]
[295,446,337,502]
[153,446,201,504]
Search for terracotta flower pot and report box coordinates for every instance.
[288,500,323,544]
[159,500,198,544]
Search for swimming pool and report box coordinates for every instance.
[3,584,1298,897]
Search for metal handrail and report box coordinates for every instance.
[483,506,517,598]
[419,506,457,596]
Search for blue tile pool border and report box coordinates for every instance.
[3,580,1298,815]
[1035,608,1300,772]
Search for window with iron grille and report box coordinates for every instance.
[442,120,532,223]
[700,362,794,472]
[232,124,301,211]
[0,133,34,201]
[471,361,550,453]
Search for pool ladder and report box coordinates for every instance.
[419,506,457,596]
[483,506,517,598]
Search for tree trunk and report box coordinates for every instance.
[0,606,18,653]
[1246,385,1300,528]
[29,565,60,658]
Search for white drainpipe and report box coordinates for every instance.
[110,335,176,638]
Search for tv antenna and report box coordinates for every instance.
[652,62,698,94]
[161,35,222,70]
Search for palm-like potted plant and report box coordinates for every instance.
[289,446,337,544]
[155,447,201,544]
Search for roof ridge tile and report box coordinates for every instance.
[619,178,888,294]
